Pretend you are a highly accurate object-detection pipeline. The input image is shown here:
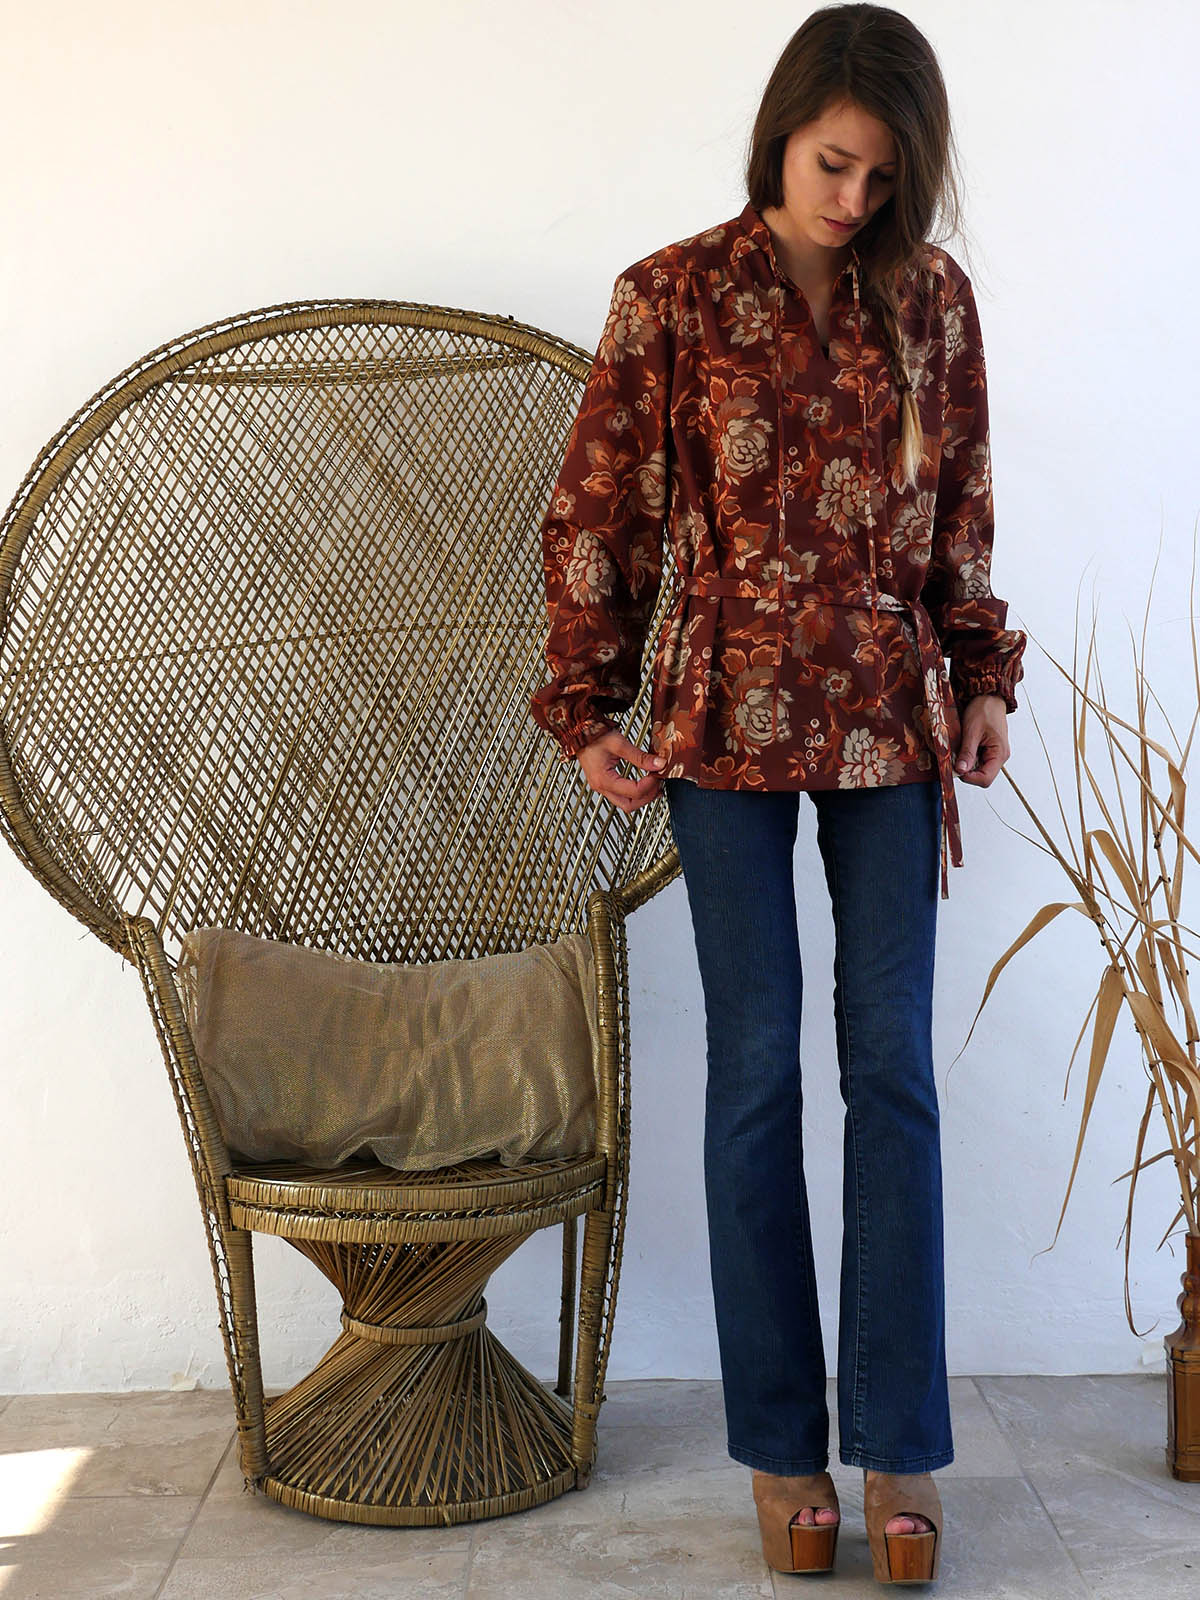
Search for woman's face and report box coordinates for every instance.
[774,98,898,253]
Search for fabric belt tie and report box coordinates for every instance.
[678,573,962,899]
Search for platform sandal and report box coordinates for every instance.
[862,1469,942,1584]
[751,1468,841,1573]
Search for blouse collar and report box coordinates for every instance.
[736,200,860,289]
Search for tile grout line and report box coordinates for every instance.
[970,1376,1096,1598]
[461,1521,479,1599]
[150,1427,238,1600]
[1018,1472,1096,1599]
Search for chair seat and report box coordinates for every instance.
[226,1151,608,1242]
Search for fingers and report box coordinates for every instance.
[577,733,667,811]
[606,771,664,812]
[955,737,1008,787]
[622,742,667,776]
[599,772,662,812]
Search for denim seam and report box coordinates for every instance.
[827,823,869,1458]
[730,1442,831,1474]
[792,1036,824,1347]
[840,1446,956,1471]
[792,1044,828,1465]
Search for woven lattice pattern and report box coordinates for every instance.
[0,300,675,965]
[0,298,682,1524]
[261,1235,576,1524]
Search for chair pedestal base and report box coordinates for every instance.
[246,1234,579,1524]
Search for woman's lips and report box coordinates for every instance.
[824,216,857,233]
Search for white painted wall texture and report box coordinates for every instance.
[2,0,1198,1392]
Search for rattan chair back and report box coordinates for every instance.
[0,297,675,966]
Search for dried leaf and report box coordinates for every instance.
[1045,963,1125,1251]
[1154,935,1198,1046]
[952,901,1089,1068]
[1122,1081,1158,1337]
[1113,1143,1181,1182]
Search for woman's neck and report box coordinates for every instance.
[759,204,852,294]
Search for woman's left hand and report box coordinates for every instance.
[954,693,1011,787]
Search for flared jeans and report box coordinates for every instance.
[663,774,954,1474]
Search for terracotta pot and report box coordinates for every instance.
[1165,1232,1200,1480]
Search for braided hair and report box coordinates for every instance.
[871,283,924,492]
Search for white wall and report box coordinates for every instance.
[2,0,1197,1393]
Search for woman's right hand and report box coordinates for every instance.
[577,729,667,813]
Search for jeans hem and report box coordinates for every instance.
[838,1446,955,1471]
[729,1442,830,1474]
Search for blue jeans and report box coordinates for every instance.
[664,775,954,1474]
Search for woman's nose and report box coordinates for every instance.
[839,176,870,221]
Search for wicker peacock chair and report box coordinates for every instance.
[0,297,681,1525]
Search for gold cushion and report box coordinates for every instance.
[175,927,599,1169]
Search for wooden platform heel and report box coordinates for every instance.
[862,1469,942,1584]
[751,1469,841,1573]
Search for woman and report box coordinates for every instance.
[530,3,1025,1583]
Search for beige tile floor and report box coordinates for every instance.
[0,1375,1194,1598]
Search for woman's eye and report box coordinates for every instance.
[818,153,896,183]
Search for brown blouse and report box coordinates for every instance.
[529,200,1027,897]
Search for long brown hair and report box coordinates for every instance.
[746,4,966,487]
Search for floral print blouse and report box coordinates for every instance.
[529,200,1026,897]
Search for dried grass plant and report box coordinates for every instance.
[955,537,1200,1334]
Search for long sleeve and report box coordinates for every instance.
[920,272,1026,718]
[529,268,671,762]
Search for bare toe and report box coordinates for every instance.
[885,1512,932,1535]
[794,1504,840,1527]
